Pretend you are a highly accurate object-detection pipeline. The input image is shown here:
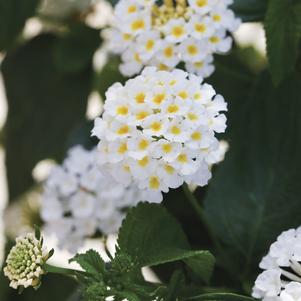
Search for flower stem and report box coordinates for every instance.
[44,263,83,276]
[182,183,223,251]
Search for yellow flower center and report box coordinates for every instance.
[138,139,149,150]
[149,176,160,189]
[135,92,145,104]
[116,106,129,116]
[131,19,145,31]
[117,125,130,135]
[167,104,179,113]
[164,164,175,175]
[177,153,188,163]
[138,156,149,167]
[171,126,181,135]
[196,0,207,7]
[150,122,162,132]
[118,143,128,154]
[146,39,155,51]
[187,112,198,121]
[164,46,174,58]
[178,91,188,99]
[191,131,202,141]
[195,23,206,33]
[213,14,221,22]
[152,93,166,105]
[172,26,185,38]
[187,45,198,55]
[136,111,149,120]
[210,36,220,44]
[162,143,172,153]
[123,33,132,41]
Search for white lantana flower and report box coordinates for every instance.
[253,227,301,301]
[92,67,227,203]
[41,145,142,252]
[105,0,240,77]
[3,233,50,290]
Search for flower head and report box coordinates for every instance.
[105,0,240,77]
[92,67,227,202]
[3,232,50,290]
[252,227,301,301]
[41,145,143,252]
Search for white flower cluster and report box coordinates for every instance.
[253,227,301,301]
[41,145,142,252]
[3,233,49,290]
[105,0,240,77]
[92,67,227,203]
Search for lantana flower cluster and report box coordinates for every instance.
[105,0,240,77]
[3,233,50,290]
[41,145,142,252]
[253,227,301,301]
[92,67,227,203]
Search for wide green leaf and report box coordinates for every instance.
[264,0,301,85]
[69,249,105,275]
[117,203,215,283]
[204,71,301,280]
[231,0,268,22]
[1,34,92,200]
[0,0,40,50]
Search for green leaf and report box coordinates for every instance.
[231,0,268,22]
[204,71,301,280]
[0,0,40,50]
[264,0,301,85]
[69,249,105,275]
[117,203,215,283]
[1,34,91,200]
[189,292,255,301]
[53,24,102,74]
[94,55,126,100]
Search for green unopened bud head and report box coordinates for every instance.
[3,232,52,290]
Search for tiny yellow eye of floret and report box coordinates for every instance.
[210,36,220,43]
[134,53,142,63]
[149,176,160,189]
[152,93,166,104]
[118,143,128,154]
[172,26,185,38]
[162,143,172,153]
[131,19,145,31]
[187,112,198,120]
[194,62,204,68]
[135,92,145,104]
[177,153,188,163]
[123,165,130,172]
[164,164,175,175]
[138,156,149,167]
[138,139,149,150]
[158,63,169,71]
[117,125,130,135]
[151,122,162,131]
[194,92,202,100]
[146,40,155,51]
[178,91,188,99]
[116,106,129,115]
[123,33,132,41]
[171,126,181,135]
[127,5,137,13]
[195,23,206,33]
[213,14,221,22]
[187,45,198,55]
[167,104,179,113]
[196,0,208,7]
[191,131,202,141]
[136,111,149,120]
[164,46,174,58]
[169,80,177,86]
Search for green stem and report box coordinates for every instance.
[182,183,223,253]
[44,263,83,276]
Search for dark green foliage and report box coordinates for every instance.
[264,0,301,85]
[1,34,92,200]
[204,71,301,281]
[231,0,268,22]
[0,0,40,51]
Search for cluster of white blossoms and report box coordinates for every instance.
[252,227,301,301]
[105,0,240,77]
[3,233,50,290]
[41,145,142,252]
[92,67,227,203]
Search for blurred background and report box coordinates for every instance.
[0,0,267,299]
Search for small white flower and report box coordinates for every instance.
[92,68,227,202]
[41,145,143,252]
[106,0,241,77]
[3,232,51,290]
[253,227,301,301]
